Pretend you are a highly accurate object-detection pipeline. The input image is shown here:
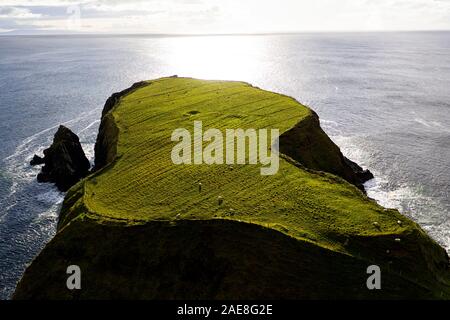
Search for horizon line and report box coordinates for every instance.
[1,29,450,37]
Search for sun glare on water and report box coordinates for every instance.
[162,35,271,82]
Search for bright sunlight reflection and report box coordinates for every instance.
[162,36,271,82]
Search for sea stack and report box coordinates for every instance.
[32,125,90,192]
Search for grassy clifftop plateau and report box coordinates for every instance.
[14,77,450,299]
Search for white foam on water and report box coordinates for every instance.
[78,119,100,136]
[0,110,98,221]
[0,202,17,221]
[364,177,430,213]
[412,117,450,133]
[2,109,98,163]
[34,203,61,222]
[331,133,450,253]
[414,117,432,128]
[321,119,343,137]
[36,189,64,205]
[365,169,450,253]
[81,142,96,163]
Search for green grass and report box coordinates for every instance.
[81,77,408,248]
[16,77,450,299]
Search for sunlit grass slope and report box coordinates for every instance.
[15,77,450,299]
[81,77,413,248]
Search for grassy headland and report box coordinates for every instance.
[14,77,450,299]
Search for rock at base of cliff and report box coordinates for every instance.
[35,125,90,192]
[30,154,45,166]
[344,157,374,184]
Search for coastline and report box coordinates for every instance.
[13,77,450,299]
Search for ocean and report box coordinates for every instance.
[0,32,449,299]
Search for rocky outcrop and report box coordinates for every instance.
[33,125,90,192]
[344,157,374,184]
[30,155,44,166]
[279,111,373,191]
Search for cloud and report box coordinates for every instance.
[0,0,449,34]
[0,6,42,19]
[0,1,89,5]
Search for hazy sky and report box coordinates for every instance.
[1,0,450,34]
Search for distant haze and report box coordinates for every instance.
[1,0,450,35]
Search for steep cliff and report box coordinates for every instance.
[94,81,148,171]
[14,77,450,299]
[279,110,373,190]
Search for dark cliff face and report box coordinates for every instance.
[279,110,373,191]
[101,81,149,119]
[13,218,447,300]
[94,81,148,171]
[33,125,90,192]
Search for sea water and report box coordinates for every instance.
[0,32,449,299]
